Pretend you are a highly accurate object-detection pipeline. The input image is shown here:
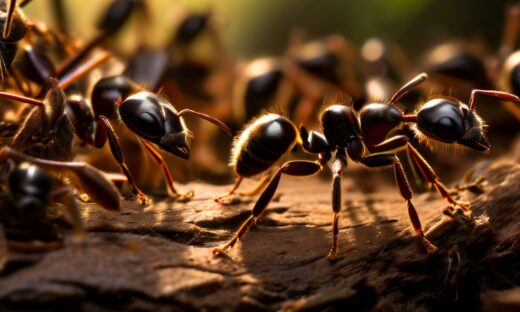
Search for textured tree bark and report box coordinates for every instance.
[0,156,519,311]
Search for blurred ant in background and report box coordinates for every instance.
[286,31,367,121]
[0,146,120,271]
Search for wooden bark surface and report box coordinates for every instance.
[1,158,520,311]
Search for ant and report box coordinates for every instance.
[0,146,120,269]
[85,75,232,204]
[0,0,72,83]
[0,51,111,161]
[287,33,367,114]
[53,0,146,78]
[213,72,520,260]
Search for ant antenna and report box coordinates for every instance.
[389,73,428,105]
[177,109,232,136]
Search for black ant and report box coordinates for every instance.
[86,75,232,204]
[0,146,120,268]
[213,72,520,260]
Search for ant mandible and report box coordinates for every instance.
[213,72,520,260]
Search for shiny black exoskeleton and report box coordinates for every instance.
[119,92,191,160]
[0,162,61,246]
[87,76,231,204]
[97,0,141,35]
[0,147,121,261]
[233,58,285,123]
[174,14,209,44]
[416,98,489,151]
[214,72,520,260]
[230,114,297,178]
[6,164,54,219]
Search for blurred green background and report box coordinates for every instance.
[24,0,513,59]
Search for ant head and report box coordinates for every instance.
[119,91,191,160]
[416,98,490,152]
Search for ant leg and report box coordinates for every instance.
[213,160,322,255]
[327,152,347,260]
[139,138,194,200]
[370,136,469,210]
[0,147,120,211]
[214,176,244,203]
[95,116,149,205]
[215,173,272,204]
[361,154,438,253]
[51,186,85,238]
[406,144,469,210]
[238,173,272,196]
[58,52,111,90]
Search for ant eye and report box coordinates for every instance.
[135,112,164,138]
[434,116,462,141]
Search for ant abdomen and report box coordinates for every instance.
[231,114,297,177]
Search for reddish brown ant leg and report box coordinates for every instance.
[139,138,194,200]
[58,52,111,90]
[213,160,322,255]
[327,153,347,260]
[214,176,244,203]
[406,144,470,211]
[361,154,438,253]
[238,173,272,196]
[215,173,272,204]
[95,116,150,205]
